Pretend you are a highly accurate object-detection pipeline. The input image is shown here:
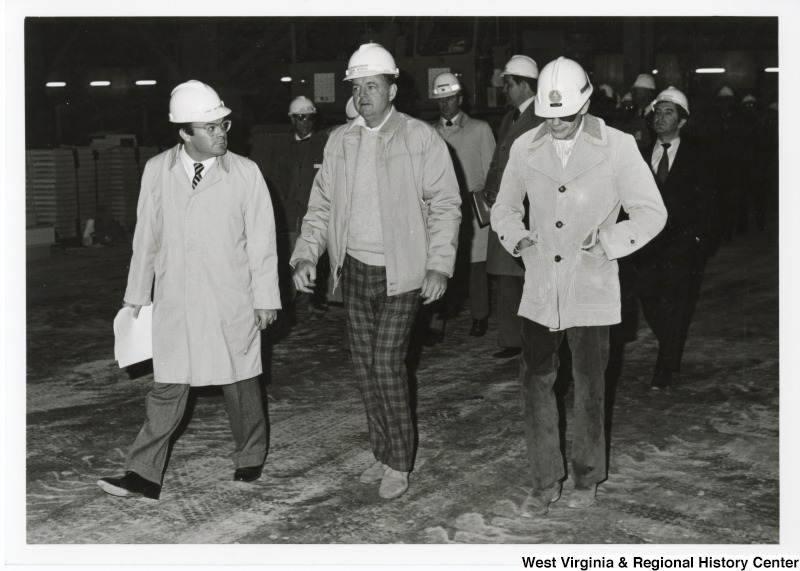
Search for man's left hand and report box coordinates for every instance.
[254,309,278,330]
[420,270,449,305]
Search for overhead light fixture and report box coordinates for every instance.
[46,82,66,87]
[281,76,292,83]
[652,69,658,75]
[136,80,157,85]
[90,81,111,86]
[695,68,725,74]
[764,67,779,73]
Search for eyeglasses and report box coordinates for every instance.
[193,120,232,136]
[293,114,313,122]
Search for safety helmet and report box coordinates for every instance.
[534,57,593,118]
[431,72,462,99]
[168,80,231,123]
[500,55,539,80]
[717,86,735,98]
[345,96,359,120]
[652,86,690,116]
[631,73,656,90]
[742,94,758,105]
[344,43,399,81]
[288,96,316,116]
[598,84,614,99]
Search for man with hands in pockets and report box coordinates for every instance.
[491,57,666,516]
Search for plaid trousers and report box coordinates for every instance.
[341,255,421,472]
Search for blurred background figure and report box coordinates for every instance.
[624,73,657,151]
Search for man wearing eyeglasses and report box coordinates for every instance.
[492,58,666,516]
[97,80,281,500]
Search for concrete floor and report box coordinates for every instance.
[21,214,779,552]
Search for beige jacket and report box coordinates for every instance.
[491,115,667,330]
[125,145,281,385]
[291,108,462,296]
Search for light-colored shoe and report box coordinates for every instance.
[567,484,597,509]
[359,460,386,483]
[520,481,562,517]
[378,468,409,499]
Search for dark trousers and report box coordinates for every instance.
[341,255,421,472]
[637,258,706,374]
[125,377,267,484]
[520,319,609,491]
[469,261,490,320]
[495,275,524,348]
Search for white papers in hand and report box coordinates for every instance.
[114,305,153,368]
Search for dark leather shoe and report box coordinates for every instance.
[492,347,521,359]
[97,471,161,500]
[233,466,262,482]
[468,318,488,337]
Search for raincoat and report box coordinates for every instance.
[124,145,281,386]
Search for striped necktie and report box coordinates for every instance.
[192,162,204,189]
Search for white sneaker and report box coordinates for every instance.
[359,460,386,483]
[378,468,409,499]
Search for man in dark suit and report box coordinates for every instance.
[633,87,717,389]
[483,55,543,359]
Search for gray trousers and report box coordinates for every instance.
[125,377,267,484]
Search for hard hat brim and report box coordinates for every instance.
[169,105,231,123]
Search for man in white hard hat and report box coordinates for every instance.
[483,54,543,359]
[431,71,496,337]
[251,95,330,320]
[291,43,461,500]
[632,87,717,390]
[619,73,657,150]
[97,80,281,500]
[492,57,666,515]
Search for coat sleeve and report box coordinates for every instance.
[421,127,462,276]
[490,138,531,256]
[290,135,335,268]
[245,163,282,310]
[124,160,159,305]
[599,133,668,260]
[475,122,497,191]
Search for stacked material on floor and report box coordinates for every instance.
[26,149,81,240]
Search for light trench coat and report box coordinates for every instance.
[291,108,462,296]
[491,114,667,330]
[125,145,281,386]
[434,113,496,263]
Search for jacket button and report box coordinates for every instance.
[558,185,566,193]
[500,235,505,241]
[554,255,562,262]
[630,239,635,244]
[556,221,563,228]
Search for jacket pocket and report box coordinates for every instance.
[572,250,619,305]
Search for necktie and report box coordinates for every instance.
[656,143,671,184]
[512,109,521,123]
[192,162,204,189]
[445,120,453,127]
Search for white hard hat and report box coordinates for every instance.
[742,94,758,105]
[652,86,690,116]
[598,84,614,98]
[168,80,231,123]
[632,73,656,90]
[431,72,462,99]
[534,57,593,118]
[717,86,735,98]
[345,96,358,120]
[344,43,399,81]
[500,55,539,80]
[288,96,316,116]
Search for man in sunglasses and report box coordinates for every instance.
[492,58,667,516]
[97,80,281,500]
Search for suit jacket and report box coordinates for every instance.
[484,103,544,276]
[633,137,717,266]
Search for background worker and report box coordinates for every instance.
[432,72,496,337]
[483,55,543,359]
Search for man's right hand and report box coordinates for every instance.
[123,301,142,318]
[292,260,317,293]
